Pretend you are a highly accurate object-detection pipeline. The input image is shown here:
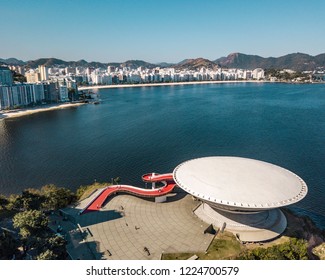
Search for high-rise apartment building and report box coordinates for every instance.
[0,66,13,86]
[38,65,49,81]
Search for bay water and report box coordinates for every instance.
[1,83,324,227]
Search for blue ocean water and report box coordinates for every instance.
[0,82,324,227]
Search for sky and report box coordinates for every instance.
[1,0,325,63]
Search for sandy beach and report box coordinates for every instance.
[0,102,85,120]
[79,80,267,91]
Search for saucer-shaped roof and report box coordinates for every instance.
[173,157,307,210]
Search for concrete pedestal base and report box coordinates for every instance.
[194,203,287,242]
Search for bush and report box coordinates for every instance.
[41,184,76,211]
[237,238,308,260]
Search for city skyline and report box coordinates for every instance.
[1,0,325,63]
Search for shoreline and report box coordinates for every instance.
[0,102,85,120]
[79,80,268,90]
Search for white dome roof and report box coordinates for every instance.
[173,157,307,210]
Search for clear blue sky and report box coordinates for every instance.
[1,0,324,63]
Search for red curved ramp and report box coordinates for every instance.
[81,173,176,214]
[142,173,174,182]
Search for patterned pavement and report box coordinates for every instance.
[61,192,214,260]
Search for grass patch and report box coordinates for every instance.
[197,232,243,260]
[162,231,310,260]
[162,231,243,260]
[76,182,111,201]
[162,252,195,260]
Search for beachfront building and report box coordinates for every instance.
[0,82,61,110]
[252,68,265,80]
[8,60,267,91]
[59,85,69,102]
[0,84,41,110]
[62,65,266,86]
[0,66,13,86]
[312,71,325,82]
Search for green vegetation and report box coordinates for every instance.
[0,181,114,259]
[13,210,49,238]
[11,70,27,83]
[0,208,68,260]
[203,232,243,259]
[0,178,114,260]
[0,184,75,260]
[162,232,243,260]
[162,232,310,260]
[5,185,76,212]
[76,178,119,200]
[162,252,194,260]
[265,69,309,82]
[76,181,110,201]
[237,238,308,260]
[40,185,76,210]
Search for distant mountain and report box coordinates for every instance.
[174,58,219,70]
[26,58,68,68]
[24,58,158,69]
[214,52,325,71]
[120,60,157,69]
[0,57,25,65]
[2,53,325,71]
[156,62,175,68]
[25,58,107,69]
[314,53,325,66]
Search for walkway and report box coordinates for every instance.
[69,193,214,259]
[81,173,176,214]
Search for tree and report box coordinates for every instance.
[33,233,67,260]
[6,194,23,211]
[20,189,44,210]
[41,184,76,211]
[279,238,308,260]
[36,249,57,260]
[46,235,67,259]
[12,210,49,255]
[13,210,48,238]
[237,238,308,260]
[11,70,27,83]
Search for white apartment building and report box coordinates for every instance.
[38,65,49,81]
[252,68,265,80]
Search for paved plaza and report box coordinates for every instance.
[61,192,214,260]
